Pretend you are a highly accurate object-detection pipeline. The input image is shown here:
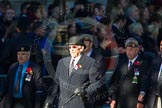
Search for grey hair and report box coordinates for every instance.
[129,22,143,33]
[125,37,139,47]
[125,4,136,17]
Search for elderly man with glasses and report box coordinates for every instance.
[54,36,100,108]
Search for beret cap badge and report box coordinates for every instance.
[132,43,135,47]
[17,45,30,52]
[21,47,24,51]
[125,38,139,48]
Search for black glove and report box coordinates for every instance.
[74,88,88,102]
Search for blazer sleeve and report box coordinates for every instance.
[85,60,100,95]
[88,61,99,83]
[140,60,149,93]
[34,65,43,108]
[109,59,127,101]
[109,63,121,101]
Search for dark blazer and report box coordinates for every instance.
[90,50,107,76]
[145,55,162,108]
[112,25,127,47]
[0,62,43,108]
[55,54,99,108]
[111,55,149,108]
[90,50,108,106]
[141,33,157,55]
[124,17,136,36]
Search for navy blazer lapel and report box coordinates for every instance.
[127,60,130,71]
[154,57,162,80]
[10,63,19,92]
[90,50,95,58]
[23,62,31,84]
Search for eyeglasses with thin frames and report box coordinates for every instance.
[68,45,78,49]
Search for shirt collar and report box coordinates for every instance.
[113,24,120,29]
[87,49,93,57]
[19,60,29,68]
[129,55,138,64]
[71,55,82,66]
[72,55,81,61]
[130,17,136,23]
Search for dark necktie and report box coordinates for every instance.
[15,65,23,94]
[69,59,75,76]
[128,61,132,71]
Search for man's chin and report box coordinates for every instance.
[18,61,25,64]
[71,55,76,58]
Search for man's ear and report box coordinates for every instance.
[136,47,140,53]
[90,42,93,48]
[80,46,84,52]
[27,52,31,59]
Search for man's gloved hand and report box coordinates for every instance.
[74,88,88,101]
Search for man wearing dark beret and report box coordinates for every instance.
[0,44,43,108]
[110,38,149,108]
[54,36,99,108]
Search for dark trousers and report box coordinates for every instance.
[117,96,137,108]
[12,98,24,108]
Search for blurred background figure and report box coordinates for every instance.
[82,34,108,108]
[145,39,162,108]
[93,3,105,21]
[124,4,139,35]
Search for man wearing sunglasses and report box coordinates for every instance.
[54,36,99,108]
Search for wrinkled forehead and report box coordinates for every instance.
[17,51,30,54]
[69,44,82,47]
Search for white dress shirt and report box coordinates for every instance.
[70,55,81,68]
[128,55,138,68]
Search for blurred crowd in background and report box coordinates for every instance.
[0,0,161,107]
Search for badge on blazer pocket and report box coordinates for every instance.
[25,67,33,82]
[132,76,138,84]
[25,74,32,82]
[134,68,140,76]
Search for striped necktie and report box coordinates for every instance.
[69,59,75,76]
[128,61,132,71]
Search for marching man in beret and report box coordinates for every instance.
[110,38,149,108]
[0,44,43,108]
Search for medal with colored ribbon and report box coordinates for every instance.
[134,68,140,76]
[132,76,138,84]
[132,68,140,84]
